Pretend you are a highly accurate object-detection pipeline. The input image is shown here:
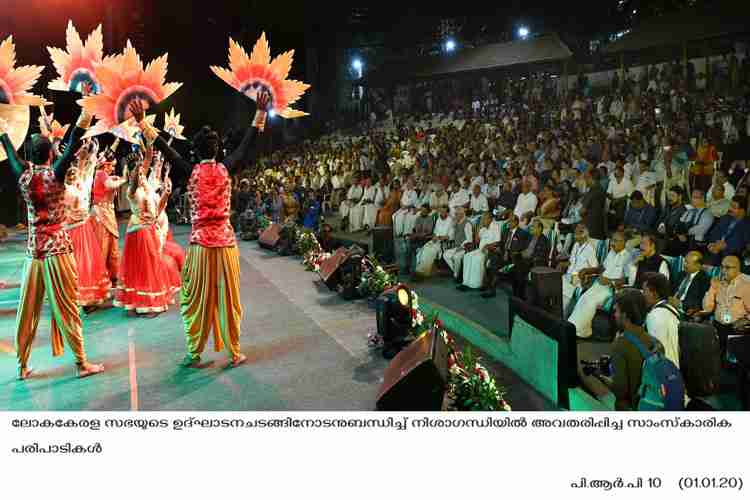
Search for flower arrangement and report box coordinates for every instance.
[365,285,510,411]
[295,229,321,257]
[438,325,511,411]
[303,249,330,272]
[357,260,396,298]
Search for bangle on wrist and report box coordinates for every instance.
[253,111,267,131]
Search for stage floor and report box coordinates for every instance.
[0,223,552,411]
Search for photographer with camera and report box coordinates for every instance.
[609,290,662,410]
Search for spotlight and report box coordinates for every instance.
[518,27,529,39]
[269,109,276,118]
[376,284,414,359]
[445,39,456,52]
[352,58,363,71]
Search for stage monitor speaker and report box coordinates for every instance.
[258,223,281,250]
[318,247,350,290]
[372,225,394,263]
[376,329,449,411]
[528,266,563,317]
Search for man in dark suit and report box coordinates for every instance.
[580,170,607,240]
[669,251,711,318]
[482,217,549,299]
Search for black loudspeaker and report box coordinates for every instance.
[337,252,366,300]
[528,266,562,317]
[372,225,394,263]
[318,247,350,290]
[376,330,449,411]
[258,223,281,250]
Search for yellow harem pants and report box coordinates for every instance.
[16,252,86,370]
[181,245,243,360]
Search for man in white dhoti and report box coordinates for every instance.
[392,180,419,236]
[568,232,632,338]
[443,207,473,282]
[350,176,376,232]
[415,205,453,278]
[339,173,363,230]
[558,224,600,313]
[457,213,500,290]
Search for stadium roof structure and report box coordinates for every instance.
[602,2,750,55]
[361,33,572,87]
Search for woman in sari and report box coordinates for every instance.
[376,179,402,226]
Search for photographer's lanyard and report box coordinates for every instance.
[718,280,739,324]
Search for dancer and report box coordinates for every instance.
[0,104,104,379]
[114,148,174,316]
[91,140,126,287]
[147,152,184,289]
[63,139,111,311]
[129,91,270,367]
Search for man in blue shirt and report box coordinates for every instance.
[706,196,750,266]
[622,190,658,234]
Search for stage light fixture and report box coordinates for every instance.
[518,27,529,39]
[377,284,415,359]
[445,39,456,52]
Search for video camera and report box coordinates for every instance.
[581,355,612,377]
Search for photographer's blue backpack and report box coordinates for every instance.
[623,332,685,411]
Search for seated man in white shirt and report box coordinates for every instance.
[350,176,377,232]
[514,181,538,221]
[569,232,632,338]
[448,181,470,217]
[339,173,362,230]
[457,212,500,290]
[706,170,735,204]
[643,272,681,368]
[558,224,600,313]
[443,207,474,282]
[468,183,489,218]
[392,180,419,237]
[429,184,449,215]
[483,174,501,207]
[415,205,454,278]
[707,183,731,218]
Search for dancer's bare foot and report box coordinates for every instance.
[17,366,33,380]
[230,354,247,367]
[77,362,104,378]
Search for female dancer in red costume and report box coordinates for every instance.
[114,148,174,316]
[147,152,184,290]
[63,139,111,312]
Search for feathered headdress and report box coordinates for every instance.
[163,107,185,140]
[0,36,47,106]
[77,40,182,139]
[210,33,310,119]
[0,36,47,161]
[47,21,105,94]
